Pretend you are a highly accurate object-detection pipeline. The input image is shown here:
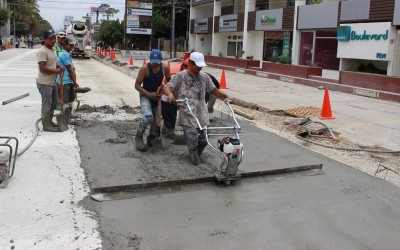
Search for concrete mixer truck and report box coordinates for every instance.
[66,21,92,58]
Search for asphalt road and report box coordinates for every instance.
[1,49,400,249]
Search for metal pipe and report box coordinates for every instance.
[2,93,29,105]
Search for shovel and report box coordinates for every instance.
[55,72,69,132]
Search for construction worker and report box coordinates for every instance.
[134,49,171,151]
[161,59,190,138]
[163,52,231,165]
[36,29,65,132]
[55,31,66,58]
[56,36,79,124]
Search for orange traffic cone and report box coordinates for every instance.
[319,88,335,119]
[110,48,114,60]
[103,48,107,57]
[129,54,134,66]
[143,58,147,66]
[219,70,228,89]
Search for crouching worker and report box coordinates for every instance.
[134,49,171,151]
[163,52,230,165]
[36,29,65,132]
[57,36,79,124]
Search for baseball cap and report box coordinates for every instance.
[189,52,207,67]
[58,31,66,38]
[63,37,76,45]
[149,49,162,64]
[43,29,56,39]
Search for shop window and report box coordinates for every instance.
[299,32,313,66]
[222,0,234,15]
[255,0,269,11]
[263,31,292,62]
[299,30,339,70]
[227,36,243,57]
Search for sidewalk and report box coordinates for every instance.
[99,54,400,151]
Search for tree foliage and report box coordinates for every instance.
[7,0,52,37]
[0,6,12,27]
[98,19,123,47]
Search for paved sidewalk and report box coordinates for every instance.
[104,54,400,151]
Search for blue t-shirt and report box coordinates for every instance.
[56,49,73,85]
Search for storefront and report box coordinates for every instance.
[337,22,396,76]
[254,8,292,61]
[297,2,340,70]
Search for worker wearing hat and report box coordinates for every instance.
[55,31,66,58]
[163,52,231,165]
[36,29,65,132]
[134,49,171,151]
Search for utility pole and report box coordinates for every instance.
[170,0,175,59]
[13,3,15,44]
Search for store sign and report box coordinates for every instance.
[255,9,283,31]
[337,26,389,42]
[140,3,152,9]
[219,14,237,32]
[128,8,152,16]
[127,0,140,8]
[127,15,140,28]
[337,22,394,61]
[194,18,208,33]
[126,28,152,35]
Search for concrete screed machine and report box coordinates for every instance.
[176,98,244,184]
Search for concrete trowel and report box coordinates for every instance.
[55,73,69,132]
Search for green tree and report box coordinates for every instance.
[98,19,123,47]
[99,4,120,21]
[0,6,12,27]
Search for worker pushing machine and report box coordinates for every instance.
[134,49,171,151]
[163,52,231,165]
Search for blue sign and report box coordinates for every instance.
[337,26,351,41]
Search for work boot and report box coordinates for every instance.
[189,149,200,166]
[64,107,71,123]
[197,143,207,157]
[135,125,147,151]
[49,112,59,127]
[165,128,175,139]
[42,114,60,132]
[147,134,157,147]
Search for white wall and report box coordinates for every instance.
[195,34,212,55]
[194,4,214,18]
[212,33,228,56]
[246,31,264,61]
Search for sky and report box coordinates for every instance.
[38,0,125,31]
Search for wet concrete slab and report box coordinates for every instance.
[76,110,323,191]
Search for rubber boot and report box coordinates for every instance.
[197,143,207,157]
[189,149,200,166]
[64,107,71,124]
[147,134,157,147]
[135,125,147,151]
[161,125,167,135]
[49,111,59,127]
[42,114,60,132]
[165,128,175,139]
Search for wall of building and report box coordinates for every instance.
[245,31,264,60]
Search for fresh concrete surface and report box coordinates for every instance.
[1,49,400,249]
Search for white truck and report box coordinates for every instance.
[66,21,92,58]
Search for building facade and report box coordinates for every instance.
[189,0,400,76]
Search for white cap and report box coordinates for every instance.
[57,31,66,37]
[189,52,207,67]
